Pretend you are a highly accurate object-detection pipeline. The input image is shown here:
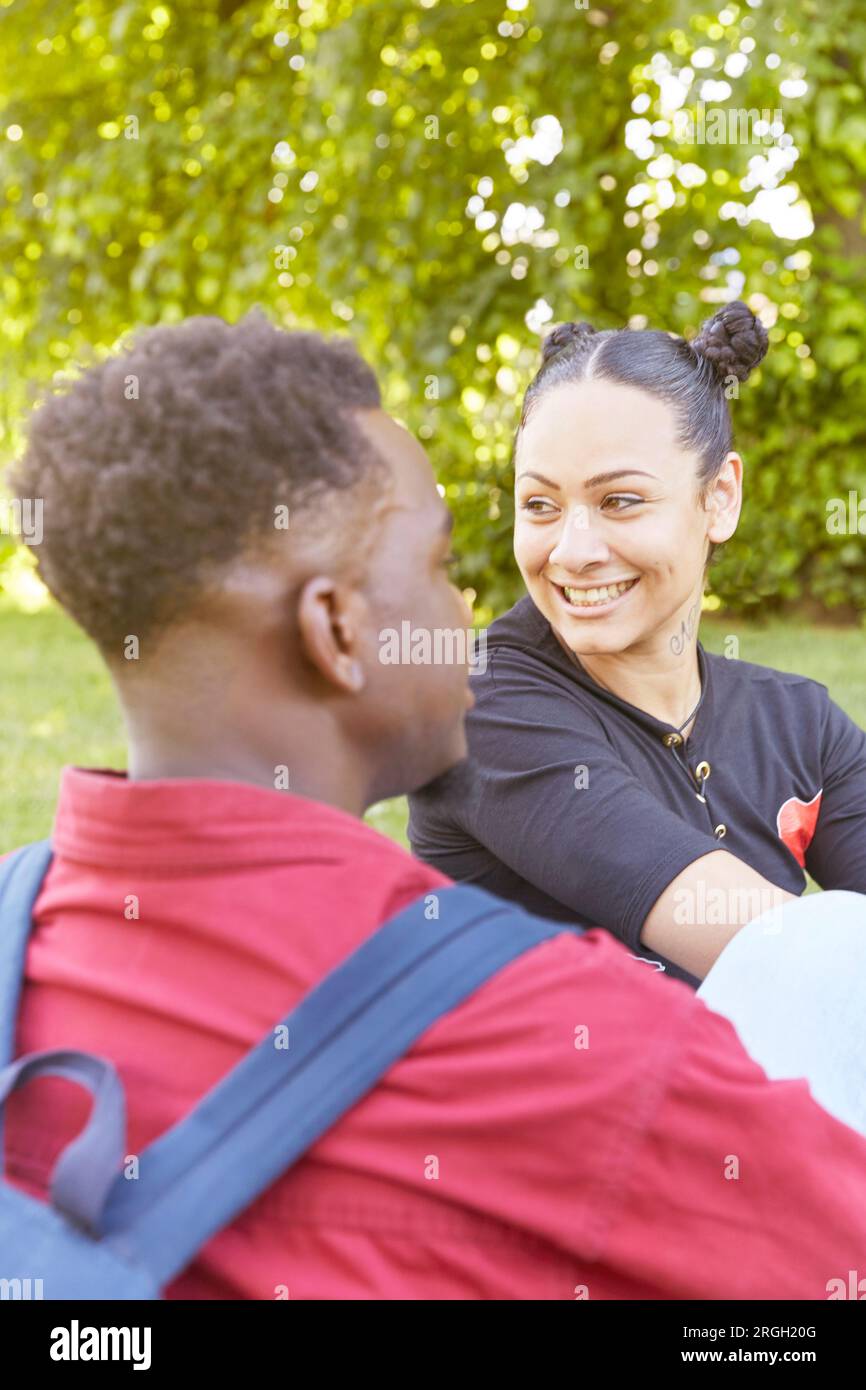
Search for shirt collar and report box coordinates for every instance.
[51,766,384,871]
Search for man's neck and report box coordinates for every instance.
[109,623,375,818]
[117,679,371,818]
[124,740,369,818]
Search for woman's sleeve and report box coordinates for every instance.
[805,694,866,891]
[462,648,721,953]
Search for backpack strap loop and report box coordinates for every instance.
[0,1048,126,1232]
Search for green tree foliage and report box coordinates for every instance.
[0,0,864,618]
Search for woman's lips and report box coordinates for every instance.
[550,576,640,618]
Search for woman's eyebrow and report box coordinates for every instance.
[517,467,660,491]
[583,468,659,487]
[516,470,561,489]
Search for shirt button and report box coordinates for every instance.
[714,824,727,839]
[662,732,684,748]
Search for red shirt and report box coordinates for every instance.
[6,767,866,1300]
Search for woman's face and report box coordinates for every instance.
[513,378,741,658]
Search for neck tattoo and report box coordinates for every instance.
[670,597,701,656]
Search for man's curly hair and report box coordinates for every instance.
[9,311,383,652]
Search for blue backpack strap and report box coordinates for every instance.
[101,884,578,1287]
[0,840,53,1089]
[0,842,54,1063]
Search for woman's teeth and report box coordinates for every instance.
[561,578,638,607]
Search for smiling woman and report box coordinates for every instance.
[408,302,866,987]
[512,303,766,670]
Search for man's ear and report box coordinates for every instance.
[296,575,367,694]
[705,451,743,545]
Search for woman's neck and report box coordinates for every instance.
[556,594,705,733]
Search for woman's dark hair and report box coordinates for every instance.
[518,299,768,492]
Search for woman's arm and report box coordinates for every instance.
[641,851,794,981]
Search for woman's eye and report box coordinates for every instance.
[601,494,643,512]
[520,497,557,514]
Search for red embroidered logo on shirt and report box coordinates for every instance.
[776,790,822,867]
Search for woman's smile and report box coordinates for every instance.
[550,574,641,617]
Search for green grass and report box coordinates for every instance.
[2,599,864,856]
[700,615,866,726]
[1,601,126,854]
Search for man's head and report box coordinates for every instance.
[11,312,473,809]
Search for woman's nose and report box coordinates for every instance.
[549,510,611,569]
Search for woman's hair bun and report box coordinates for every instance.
[691,300,768,383]
[541,320,597,365]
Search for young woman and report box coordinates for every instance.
[408,301,866,988]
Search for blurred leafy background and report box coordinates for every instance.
[1,0,865,847]
[1,0,866,617]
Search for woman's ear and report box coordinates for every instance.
[705,452,743,545]
[296,575,367,694]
